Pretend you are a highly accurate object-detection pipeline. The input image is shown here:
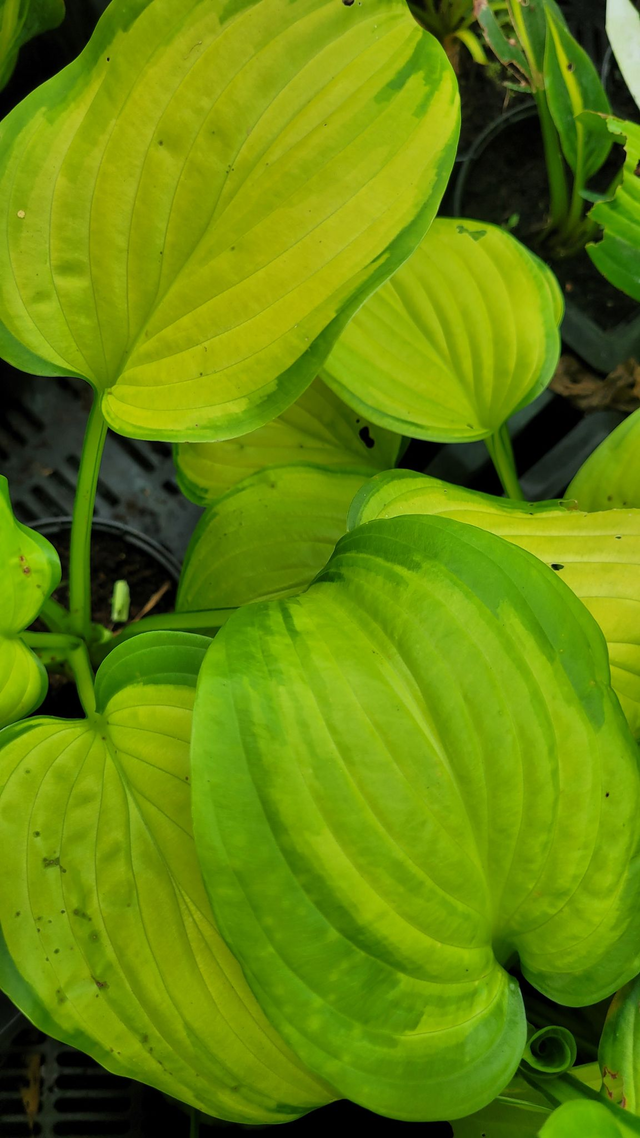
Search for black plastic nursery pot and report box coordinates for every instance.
[452,103,640,375]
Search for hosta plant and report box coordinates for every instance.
[2,0,640,1135]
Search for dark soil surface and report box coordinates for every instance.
[455,110,638,331]
[457,56,528,160]
[33,525,178,719]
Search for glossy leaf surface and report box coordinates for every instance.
[544,8,611,182]
[567,409,640,511]
[0,476,60,727]
[588,118,640,302]
[322,217,563,442]
[350,469,640,736]
[607,0,640,113]
[0,0,458,441]
[0,633,333,1123]
[177,464,369,611]
[175,378,401,506]
[192,515,640,1122]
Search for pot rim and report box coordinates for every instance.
[32,515,182,582]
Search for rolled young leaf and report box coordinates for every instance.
[177,464,370,611]
[321,217,563,442]
[522,1027,577,1079]
[174,378,402,506]
[607,0,640,113]
[191,514,640,1122]
[0,475,61,727]
[544,8,612,183]
[0,0,459,442]
[0,632,333,1123]
[350,469,640,736]
[587,118,640,302]
[567,409,640,512]
[0,0,65,91]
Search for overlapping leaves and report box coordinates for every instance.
[191,514,640,1122]
[322,217,563,442]
[0,0,459,441]
[0,476,60,728]
[177,464,370,612]
[0,632,333,1123]
[175,378,402,505]
[351,469,640,736]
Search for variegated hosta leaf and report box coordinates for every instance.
[588,119,640,302]
[350,470,640,737]
[544,8,612,183]
[191,515,640,1122]
[0,632,333,1123]
[322,217,563,442]
[0,0,459,442]
[0,475,60,727]
[567,409,640,512]
[175,378,402,506]
[607,0,640,113]
[0,0,65,91]
[177,464,370,611]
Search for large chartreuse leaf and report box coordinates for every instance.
[174,378,402,506]
[321,217,563,442]
[587,118,640,302]
[544,8,612,183]
[0,475,60,728]
[191,514,640,1122]
[567,410,640,512]
[0,0,458,443]
[350,469,640,736]
[177,464,369,612]
[0,632,333,1122]
[0,1,65,91]
[607,0,640,113]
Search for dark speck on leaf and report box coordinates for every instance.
[606,792,610,797]
[635,162,640,178]
[93,977,109,990]
[551,564,564,571]
[33,831,40,837]
[359,425,375,449]
[342,0,355,5]
[567,62,575,71]
[616,535,622,539]
[43,856,62,870]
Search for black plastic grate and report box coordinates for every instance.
[0,1021,144,1137]
[0,367,202,558]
